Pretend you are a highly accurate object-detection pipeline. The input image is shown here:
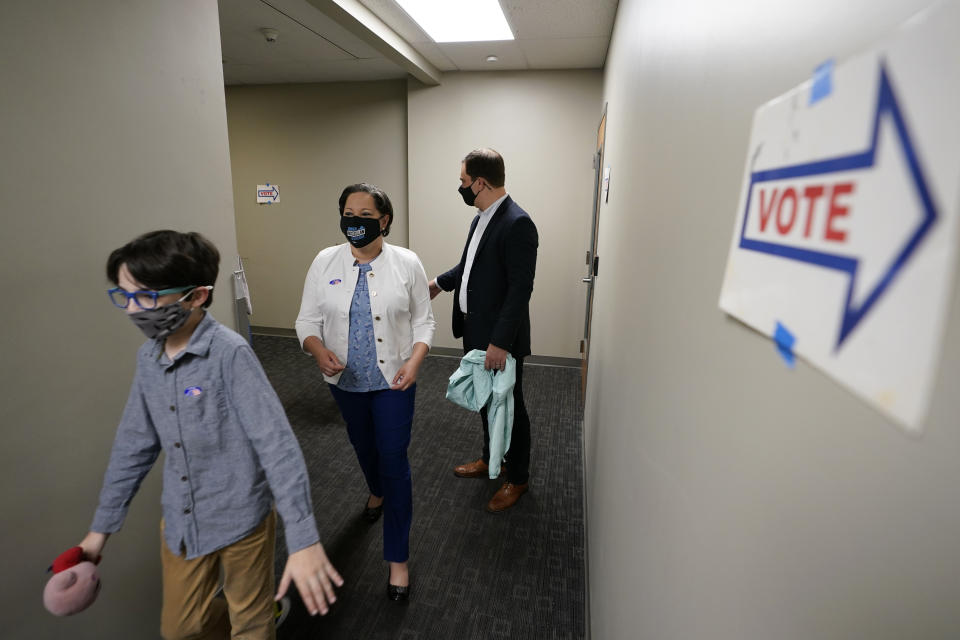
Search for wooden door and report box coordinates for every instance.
[581,105,606,398]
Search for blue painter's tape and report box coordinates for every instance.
[773,321,796,369]
[809,59,834,105]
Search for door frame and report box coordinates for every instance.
[581,103,607,397]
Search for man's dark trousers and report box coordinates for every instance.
[479,355,530,485]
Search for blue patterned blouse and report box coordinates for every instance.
[336,262,390,392]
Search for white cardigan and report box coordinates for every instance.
[296,242,436,385]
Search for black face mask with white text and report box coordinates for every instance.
[340,216,382,248]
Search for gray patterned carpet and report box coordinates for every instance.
[252,334,585,640]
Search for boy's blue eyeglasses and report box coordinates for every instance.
[107,285,198,310]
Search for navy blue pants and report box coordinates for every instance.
[329,384,415,563]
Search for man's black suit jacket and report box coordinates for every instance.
[437,195,538,358]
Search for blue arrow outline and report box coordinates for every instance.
[738,63,937,349]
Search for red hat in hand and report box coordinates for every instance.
[43,547,102,616]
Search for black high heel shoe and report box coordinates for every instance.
[386,580,409,602]
[363,498,383,523]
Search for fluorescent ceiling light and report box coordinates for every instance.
[396,0,514,43]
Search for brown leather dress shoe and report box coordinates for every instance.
[453,458,488,478]
[486,482,529,512]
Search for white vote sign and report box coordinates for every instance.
[719,3,960,432]
[256,183,279,204]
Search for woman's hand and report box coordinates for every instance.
[313,346,345,377]
[391,360,421,391]
[391,342,429,391]
[304,336,345,377]
[276,543,344,616]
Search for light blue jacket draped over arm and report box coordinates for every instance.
[445,349,516,479]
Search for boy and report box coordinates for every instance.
[78,230,342,639]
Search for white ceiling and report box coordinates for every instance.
[220,0,618,85]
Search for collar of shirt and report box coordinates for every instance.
[151,310,217,366]
[342,241,389,270]
[477,193,509,220]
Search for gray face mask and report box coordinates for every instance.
[129,301,193,340]
[128,286,209,340]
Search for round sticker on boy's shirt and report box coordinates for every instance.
[329,279,342,285]
[184,386,203,397]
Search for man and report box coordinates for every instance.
[429,148,538,512]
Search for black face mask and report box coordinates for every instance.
[458,179,479,207]
[340,216,382,248]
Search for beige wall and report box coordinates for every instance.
[227,71,602,358]
[408,70,602,358]
[226,81,408,329]
[586,0,960,638]
[1,0,238,637]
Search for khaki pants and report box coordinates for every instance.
[160,512,277,640]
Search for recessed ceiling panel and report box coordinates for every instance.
[219,0,357,65]
[263,0,385,58]
[394,0,514,43]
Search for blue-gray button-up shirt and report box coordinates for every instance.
[91,313,319,559]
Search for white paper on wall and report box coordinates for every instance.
[718,2,960,433]
[257,183,279,204]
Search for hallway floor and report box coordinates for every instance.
[253,335,586,640]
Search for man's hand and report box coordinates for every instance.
[276,543,344,616]
[484,344,509,371]
[428,279,443,300]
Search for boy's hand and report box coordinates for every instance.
[276,543,343,616]
[78,531,109,562]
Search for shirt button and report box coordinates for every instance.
[375,315,381,321]
[368,272,375,277]
[174,442,182,448]
[181,476,187,481]
[169,405,176,412]
[371,291,377,296]
[379,359,385,364]
[183,508,191,514]
[377,338,383,343]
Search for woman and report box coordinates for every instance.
[296,183,435,602]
